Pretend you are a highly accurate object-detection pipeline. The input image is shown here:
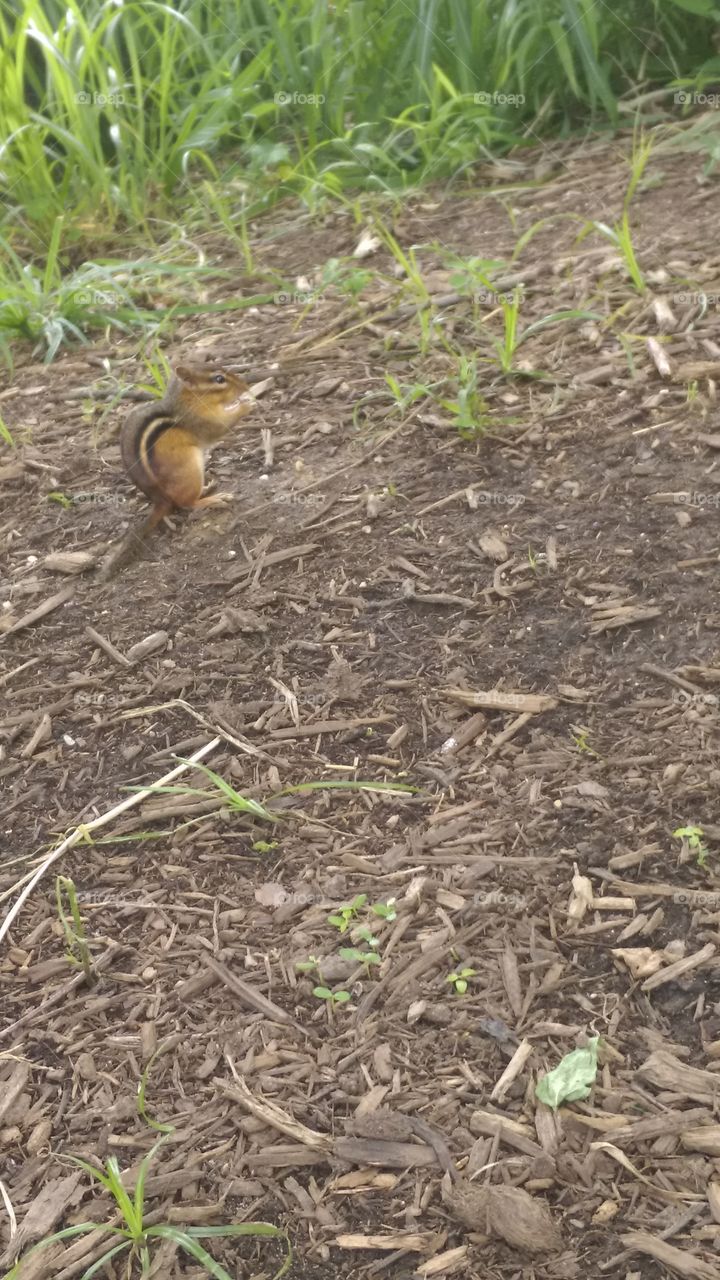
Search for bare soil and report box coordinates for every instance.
[3,133,720,1280]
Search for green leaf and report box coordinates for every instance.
[536,1037,600,1109]
[147,1226,234,1280]
[137,1053,175,1134]
[3,1225,119,1279]
[80,1241,131,1279]
[665,0,718,12]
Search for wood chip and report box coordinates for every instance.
[590,602,662,633]
[638,1050,720,1103]
[0,1173,83,1266]
[205,958,300,1027]
[334,1136,436,1170]
[0,585,75,638]
[20,712,52,759]
[335,1231,441,1253]
[681,1127,720,1156]
[621,1230,720,1279]
[126,631,169,663]
[490,1038,533,1102]
[477,530,509,561]
[641,942,716,991]
[85,624,131,668]
[416,1245,469,1276]
[215,1074,331,1151]
[445,688,558,714]
[647,336,672,378]
[43,551,98,574]
[267,714,392,740]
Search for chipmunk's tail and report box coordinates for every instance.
[97,501,172,582]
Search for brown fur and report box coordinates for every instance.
[101,363,254,580]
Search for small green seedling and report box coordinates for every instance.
[371,899,397,921]
[328,894,368,933]
[55,875,96,986]
[339,946,381,972]
[321,256,374,300]
[673,824,709,868]
[384,372,435,415]
[252,839,278,854]
[0,413,14,446]
[313,986,351,1005]
[571,726,598,757]
[354,925,379,946]
[296,955,321,976]
[439,354,491,437]
[446,967,477,995]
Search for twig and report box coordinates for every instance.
[84,625,131,669]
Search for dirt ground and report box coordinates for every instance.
[3,132,720,1280]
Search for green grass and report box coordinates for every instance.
[0,0,715,239]
[0,0,716,361]
[1,1141,291,1280]
[2,1054,292,1280]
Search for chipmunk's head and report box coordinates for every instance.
[170,362,254,438]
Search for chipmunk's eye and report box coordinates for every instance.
[212,373,227,385]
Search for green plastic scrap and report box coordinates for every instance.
[535,1037,600,1109]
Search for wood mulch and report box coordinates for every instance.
[2,130,720,1279]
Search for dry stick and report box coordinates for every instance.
[118,697,280,764]
[0,737,220,947]
[0,585,76,639]
[84,624,131,669]
[0,943,130,1043]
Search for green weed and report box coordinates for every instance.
[446,967,477,995]
[673,824,709,868]
[55,875,95,986]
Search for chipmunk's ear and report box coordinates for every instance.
[174,364,193,383]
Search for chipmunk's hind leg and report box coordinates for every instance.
[150,428,205,510]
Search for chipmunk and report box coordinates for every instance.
[100,362,254,578]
